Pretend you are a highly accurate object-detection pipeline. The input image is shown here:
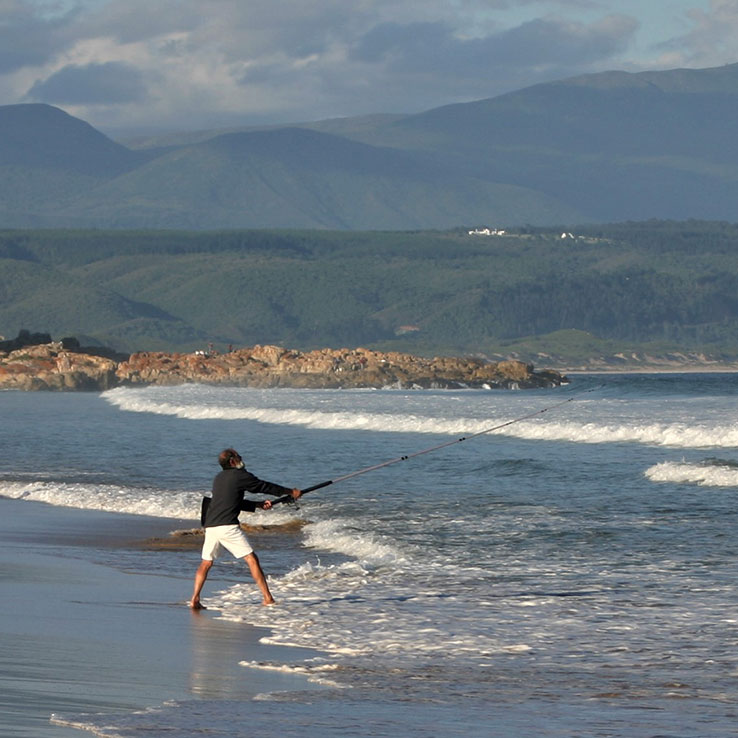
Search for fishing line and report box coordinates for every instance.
[272,385,600,506]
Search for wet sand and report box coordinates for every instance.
[0,498,319,737]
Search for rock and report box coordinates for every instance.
[0,342,566,391]
[0,342,118,391]
[115,345,566,389]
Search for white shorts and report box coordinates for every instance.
[201,524,253,561]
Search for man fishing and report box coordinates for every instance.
[189,448,301,609]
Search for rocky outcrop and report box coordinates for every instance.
[116,345,565,389]
[0,342,118,391]
[0,343,566,391]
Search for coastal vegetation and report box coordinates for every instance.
[1,220,738,367]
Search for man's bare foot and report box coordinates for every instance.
[189,600,207,610]
[262,598,276,606]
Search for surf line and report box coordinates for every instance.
[272,387,598,506]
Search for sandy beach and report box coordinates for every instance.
[0,497,319,738]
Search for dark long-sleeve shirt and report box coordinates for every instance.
[200,467,291,527]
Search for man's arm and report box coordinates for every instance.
[237,468,301,499]
[239,498,262,513]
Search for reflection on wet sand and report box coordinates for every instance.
[189,610,323,699]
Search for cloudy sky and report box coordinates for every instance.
[2,0,736,134]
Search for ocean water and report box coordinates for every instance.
[2,374,738,737]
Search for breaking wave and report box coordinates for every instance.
[0,479,200,518]
[0,479,306,524]
[103,387,738,448]
[645,460,738,488]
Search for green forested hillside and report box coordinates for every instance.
[1,221,738,365]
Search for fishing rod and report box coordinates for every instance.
[271,387,597,507]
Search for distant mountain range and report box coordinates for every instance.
[3,63,738,229]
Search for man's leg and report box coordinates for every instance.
[189,559,213,609]
[244,552,275,605]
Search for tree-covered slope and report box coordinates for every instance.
[0,256,205,350]
[1,221,738,363]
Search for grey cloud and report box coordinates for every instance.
[0,0,645,131]
[351,15,637,78]
[481,15,638,66]
[26,62,148,104]
[232,12,639,127]
[75,0,201,45]
[657,0,738,67]
[351,21,450,66]
[73,0,350,58]
[0,1,75,73]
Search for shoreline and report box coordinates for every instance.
[1,497,324,737]
[560,366,738,374]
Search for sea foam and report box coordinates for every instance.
[645,460,738,488]
[103,387,738,449]
[0,480,200,519]
[301,518,411,567]
[206,515,533,665]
